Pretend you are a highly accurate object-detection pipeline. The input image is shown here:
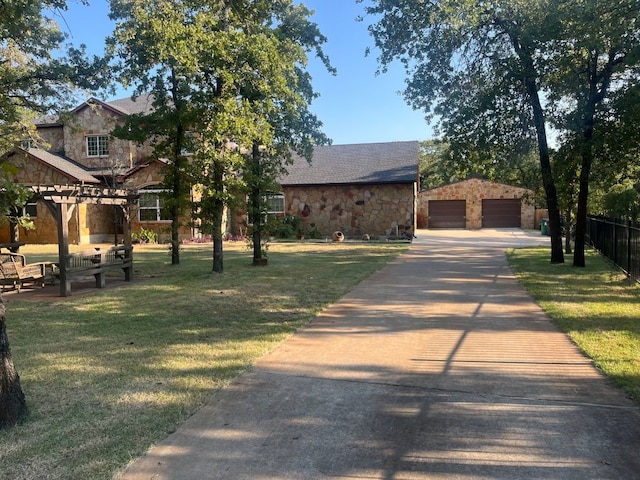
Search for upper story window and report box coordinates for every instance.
[138,187,171,222]
[86,135,109,157]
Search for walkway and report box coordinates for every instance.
[122,230,640,480]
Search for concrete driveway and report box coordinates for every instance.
[122,229,640,480]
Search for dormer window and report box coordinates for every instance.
[87,135,109,157]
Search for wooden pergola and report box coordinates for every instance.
[29,185,139,296]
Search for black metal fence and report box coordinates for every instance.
[586,215,640,282]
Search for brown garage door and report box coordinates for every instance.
[482,199,521,228]
[429,200,466,228]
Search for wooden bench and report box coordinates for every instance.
[64,246,133,291]
[0,253,48,293]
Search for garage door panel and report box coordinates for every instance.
[429,200,466,229]
[482,199,521,228]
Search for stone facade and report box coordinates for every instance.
[122,160,194,243]
[36,125,65,153]
[284,183,416,238]
[0,153,79,244]
[64,104,153,170]
[417,178,535,230]
[3,96,419,245]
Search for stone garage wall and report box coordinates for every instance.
[283,183,416,238]
[417,178,535,230]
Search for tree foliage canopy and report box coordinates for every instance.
[108,0,331,270]
[362,0,640,265]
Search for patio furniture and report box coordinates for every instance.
[0,253,47,293]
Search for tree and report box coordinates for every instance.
[108,0,204,265]
[545,0,640,266]
[109,0,331,272]
[361,0,566,263]
[0,300,28,429]
[1,0,107,428]
[235,1,332,265]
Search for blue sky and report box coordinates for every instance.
[56,0,434,145]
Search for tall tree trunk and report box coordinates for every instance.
[170,69,186,266]
[0,301,28,429]
[574,110,595,268]
[573,54,602,268]
[524,77,565,263]
[249,142,263,264]
[565,208,573,254]
[509,31,564,263]
[211,160,225,273]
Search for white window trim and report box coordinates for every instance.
[86,135,109,158]
[264,193,285,215]
[22,201,37,218]
[138,188,171,222]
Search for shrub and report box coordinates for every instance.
[132,228,158,244]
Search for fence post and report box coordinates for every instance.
[613,218,618,266]
[628,219,633,278]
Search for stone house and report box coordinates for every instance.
[417,178,535,230]
[1,95,420,244]
[278,142,420,238]
[0,95,194,244]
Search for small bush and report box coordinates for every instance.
[132,228,158,244]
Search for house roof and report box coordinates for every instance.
[20,148,101,184]
[105,94,156,115]
[33,94,156,126]
[281,141,420,186]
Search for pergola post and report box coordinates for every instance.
[121,205,133,282]
[31,185,139,296]
[56,203,71,297]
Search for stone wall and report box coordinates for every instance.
[0,202,80,244]
[284,183,416,238]
[417,178,535,229]
[36,125,64,152]
[10,152,74,185]
[123,161,193,242]
[62,105,153,169]
[0,152,79,244]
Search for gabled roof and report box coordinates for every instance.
[281,141,420,186]
[19,148,100,184]
[33,94,156,126]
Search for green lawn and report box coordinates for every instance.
[0,241,406,480]
[508,247,640,404]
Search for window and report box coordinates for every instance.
[246,193,285,225]
[22,201,37,218]
[265,193,285,214]
[86,135,109,157]
[138,188,171,222]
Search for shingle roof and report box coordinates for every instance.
[23,148,100,184]
[106,93,156,115]
[280,141,419,186]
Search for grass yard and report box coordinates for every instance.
[508,247,640,404]
[0,241,407,480]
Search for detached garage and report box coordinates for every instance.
[417,179,535,230]
[482,199,522,228]
[428,200,466,229]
